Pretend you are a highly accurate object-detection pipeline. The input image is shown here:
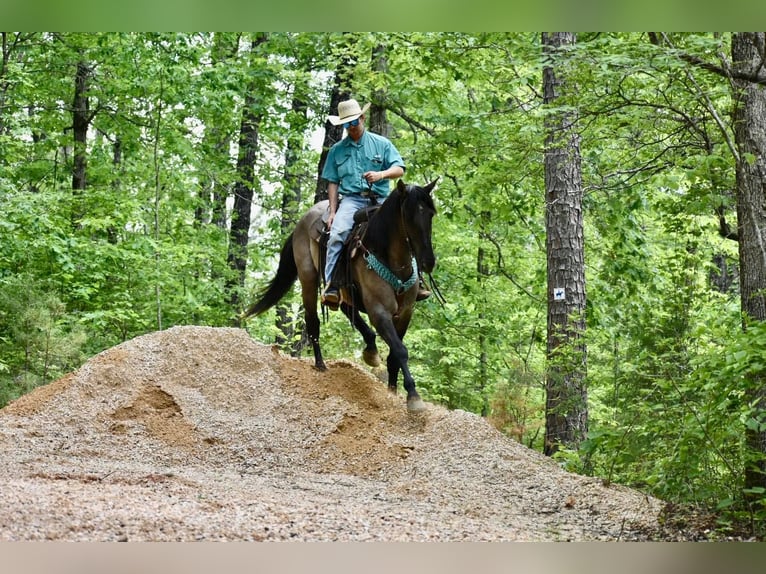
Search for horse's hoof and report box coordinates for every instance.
[406,397,426,412]
[363,349,381,367]
[314,363,328,372]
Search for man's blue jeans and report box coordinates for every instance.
[324,194,376,285]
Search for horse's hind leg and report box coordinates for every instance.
[341,303,380,367]
[302,280,326,371]
[305,308,326,371]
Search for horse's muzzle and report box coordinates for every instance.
[420,255,436,274]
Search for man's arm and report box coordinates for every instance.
[364,165,404,185]
[327,182,339,228]
[382,165,404,180]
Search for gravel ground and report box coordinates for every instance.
[0,326,667,541]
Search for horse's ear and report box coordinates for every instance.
[424,177,439,194]
[397,179,407,195]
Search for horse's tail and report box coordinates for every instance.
[242,233,298,318]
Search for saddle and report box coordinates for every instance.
[311,204,381,308]
[308,204,381,243]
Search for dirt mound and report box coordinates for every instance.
[0,326,664,541]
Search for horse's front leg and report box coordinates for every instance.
[341,303,380,367]
[373,314,425,412]
[386,352,400,393]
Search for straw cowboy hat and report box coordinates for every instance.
[327,98,371,126]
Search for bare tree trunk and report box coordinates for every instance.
[226,34,267,316]
[732,32,766,491]
[542,32,588,456]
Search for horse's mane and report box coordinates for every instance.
[363,185,402,251]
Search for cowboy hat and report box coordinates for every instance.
[327,98,371,126]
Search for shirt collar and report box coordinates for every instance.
[344,129,367,147]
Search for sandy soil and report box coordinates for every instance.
[0,326,669,541]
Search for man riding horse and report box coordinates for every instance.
[321,98,430,309]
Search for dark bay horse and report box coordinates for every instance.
[244,179,438,412]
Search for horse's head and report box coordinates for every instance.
[397,178,438,274]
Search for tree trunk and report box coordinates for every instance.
[731,32,766,491]
[369,43,392,138]
[478,210,491,417]
[107,136,122,244]
[226,34,267,314]
[313,81,347,204]
[71,59,91,227]
[542,32,588,456]
[196,32,240,229]
[313,35,353,204]
[276,93,308,349]
[0,33,10,136]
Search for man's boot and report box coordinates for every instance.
[322,283,340,310]
[416,280,431,302]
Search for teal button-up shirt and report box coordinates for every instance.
[322,131,405,197]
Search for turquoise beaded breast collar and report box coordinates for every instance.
[363,252,418,294]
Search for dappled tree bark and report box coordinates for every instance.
[369,43,392,138]
[731,32,766,491]
[226,34,267,315]
[542,32,588,456]
[71,59,91,227]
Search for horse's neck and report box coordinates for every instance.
[366,198,410,269]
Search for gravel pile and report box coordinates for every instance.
[0,326,664,541]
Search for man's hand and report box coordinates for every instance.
[363,171,381,185]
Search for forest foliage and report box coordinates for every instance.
[0,32,762,533]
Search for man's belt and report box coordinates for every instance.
[360,189,380,204]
